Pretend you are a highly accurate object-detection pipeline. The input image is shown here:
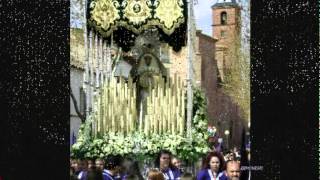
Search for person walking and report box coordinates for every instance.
[154,150,182,180]
[225,160,240,180]
[103,155,123,180]
[171,157,183,173]
[147,169,165,180]
[196,152,227,180]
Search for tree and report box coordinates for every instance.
[70,88,86,123]
[222,0,250,126]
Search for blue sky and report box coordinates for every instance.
[194,0,250,40]
[194,0,218,36]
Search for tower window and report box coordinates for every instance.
[221,12,227,25]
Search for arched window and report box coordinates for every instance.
[221,12,227,25]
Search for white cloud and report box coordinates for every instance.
[194,0,218,36]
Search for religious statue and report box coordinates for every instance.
[130,29,167,121]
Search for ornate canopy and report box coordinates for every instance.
[88,0,187,52]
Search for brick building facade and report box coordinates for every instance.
[211,0,245,148]
[166,29,244,148]
[212,0,241,81]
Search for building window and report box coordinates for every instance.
[221,12,227,25]
[221,30,226,38]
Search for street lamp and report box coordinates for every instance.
[224,130,230,150]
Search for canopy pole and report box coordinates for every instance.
[95,33,99,89]
[83,0,90,119]
[186,0,194,139]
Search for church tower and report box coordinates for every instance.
[212,0,240,81]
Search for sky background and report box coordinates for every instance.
[194,0,218,36]
[194,0,250,52]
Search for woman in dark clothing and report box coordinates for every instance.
[196,152,227,180]
[154,150,181,180]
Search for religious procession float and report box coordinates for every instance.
[71,0,216,166]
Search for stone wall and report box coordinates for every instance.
[167,32,210,85]
[168,46,188,81]
[70,67,84,146]
[196,31,218,125]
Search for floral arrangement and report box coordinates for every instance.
[71,130,209,162]
[71,87,211,162]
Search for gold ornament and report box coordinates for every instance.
[90,0,121,36]
[122,0,153,30]
[154,0,185,35]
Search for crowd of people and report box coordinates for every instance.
[70,149,243,180]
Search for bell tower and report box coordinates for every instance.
[212,0,240,81]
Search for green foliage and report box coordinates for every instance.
[71,87,210,162]
[72,131,209,162]
[192,87,209,133]
[223,45,250,122]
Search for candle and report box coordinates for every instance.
[139,103,143,132]
[129,115,132,132]
[120,115,124,134]
[126,108,130,133]
[108,103,111,132]
[144,115,149,136]
[97,98,101,133]
[151,116,154,134]
[112,110,115,132]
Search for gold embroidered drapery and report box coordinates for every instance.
[90,0,121,37]
[153,0,184,35]
[121,0,153,33]
[89,0,186,37]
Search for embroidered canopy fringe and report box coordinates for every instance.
[87,0,187,52]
